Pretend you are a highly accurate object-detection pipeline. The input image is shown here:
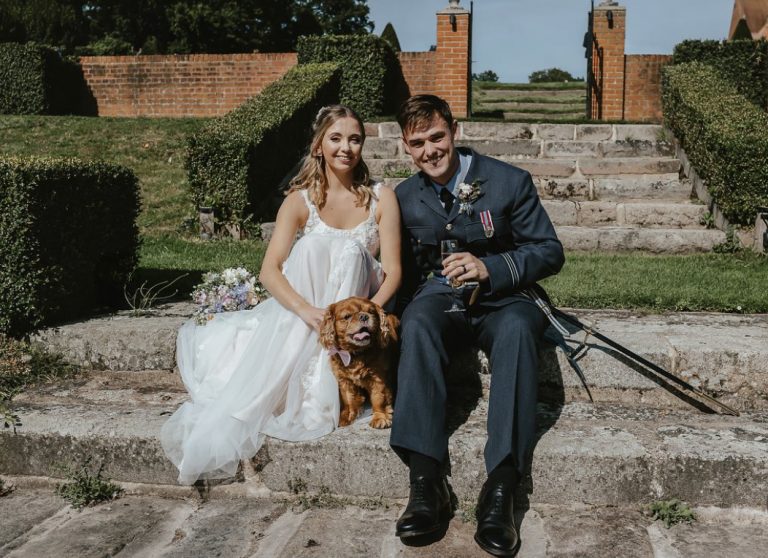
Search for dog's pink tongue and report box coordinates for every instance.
[353,331,371,341]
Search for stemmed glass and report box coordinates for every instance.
[441,240,464,313]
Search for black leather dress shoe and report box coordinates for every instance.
[395,476,451,538]
[474,479,520,557]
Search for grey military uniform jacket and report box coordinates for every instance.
[395,148,565,313]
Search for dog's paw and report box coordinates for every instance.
[339,409,359,427]
[369,413,392,429]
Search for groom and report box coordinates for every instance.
[390,95,564,556]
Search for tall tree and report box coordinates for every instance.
[0,0,374,54]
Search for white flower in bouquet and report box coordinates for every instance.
[192,267,268,325]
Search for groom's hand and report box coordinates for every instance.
[442,253,489,283]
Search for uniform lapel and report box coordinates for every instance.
[447,148,484,224]
[417,173,448,220]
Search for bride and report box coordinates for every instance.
[161,105,402,485]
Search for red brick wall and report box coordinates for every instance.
[79,53,298,117]
[77,8,472,119]
[398,51,437,97]
[623,54,671,122]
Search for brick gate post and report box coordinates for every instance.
[435,0,471,118]
[589,1,626,120]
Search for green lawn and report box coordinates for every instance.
[543,252,768,314]
[473,81,587,91]
[0,115,209,236]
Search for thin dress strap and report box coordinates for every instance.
[369,183,381,219]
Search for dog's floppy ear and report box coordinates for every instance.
[319,303,337,349]
[377,306,400,347]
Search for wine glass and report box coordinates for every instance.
[441,239,464,313]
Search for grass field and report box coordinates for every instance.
[0,115,209,236]
[2,114,766,314]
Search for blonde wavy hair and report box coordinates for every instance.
[288,105,375,210]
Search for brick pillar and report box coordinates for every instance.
[435,0,471,118]
[589,1,626,121]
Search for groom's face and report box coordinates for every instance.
[401,115,459,186]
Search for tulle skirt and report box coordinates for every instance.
[160,233,383,484]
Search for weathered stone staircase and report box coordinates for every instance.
[2,302,766,511]
[363,122,726,253]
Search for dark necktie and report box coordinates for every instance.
[439,187,454,214]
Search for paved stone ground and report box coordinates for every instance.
[2,486,767,557]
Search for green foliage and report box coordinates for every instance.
[1,334,79,431]
[672,39,768,110]
[297,34,405,119]
[529,67,581,83]
[186,63,341,227]
[1,1,373,55]
[662,62,768,225]
[380,22,401,52]
[472,70,499,82]
[75,34,134,56]
[0,42,86,115]
[0,157,140,336]
[649,499,696,528]
[55,458,124,510]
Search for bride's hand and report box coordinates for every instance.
[298,305,326,332]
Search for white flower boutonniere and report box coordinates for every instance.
[456,179,484,215]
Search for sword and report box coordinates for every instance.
[522,287,740,417]
[550,307,741,417]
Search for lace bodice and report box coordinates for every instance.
[301,184,381,256]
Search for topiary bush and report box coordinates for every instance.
[297,34,405,119]
[0,42,84,115]
[185,62,341,227]
[672,39,768,110]
[0,158,140,337]
[662,62,768,225]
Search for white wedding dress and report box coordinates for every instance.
[161,185,384,485]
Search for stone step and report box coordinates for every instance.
[32,306,768,412]
[3,378,767,507]
[542,200,709,228]
[4,487,766,557]
[366,157,682,181]
[363,138,675,160]
[556,225,726,253]
[367,122,666,143]
[536,175,692,201]
[380,174,693,202]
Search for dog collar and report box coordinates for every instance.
[327,347,352,367]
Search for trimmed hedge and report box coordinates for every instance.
[186,62,341,226]
[0,42,84,115]
[672,39,768,110]
[0,158,140,337]
[662,62,768,225]
[297,34,405,119]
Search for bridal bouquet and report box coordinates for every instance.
[192,267,268,325]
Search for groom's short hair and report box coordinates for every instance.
[397,95,454,136]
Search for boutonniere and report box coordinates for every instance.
[456,179,484,215]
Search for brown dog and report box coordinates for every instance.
[319,297,399,429]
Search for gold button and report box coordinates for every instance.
[446,224,453,231]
